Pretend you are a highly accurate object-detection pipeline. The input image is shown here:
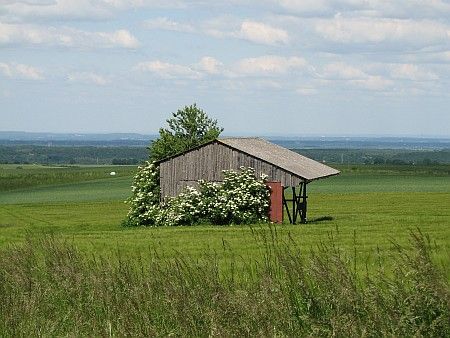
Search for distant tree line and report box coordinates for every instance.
[292,149,450,165]
[0,145,148,165]
[1,144,449,166]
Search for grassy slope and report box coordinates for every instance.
[0,164,449,277]
[0,164,137,191]
[1,164,449,337]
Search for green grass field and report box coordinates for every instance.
[0,164,449,274]
[1,163,449,336]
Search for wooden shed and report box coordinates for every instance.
[157,138,339,223]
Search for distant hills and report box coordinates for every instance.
[265,136,450,150]
[0,131,156,142]
[0,131,449,150]
[1,131,449,165]
[0,132,156,147]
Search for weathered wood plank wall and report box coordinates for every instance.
[159,141,303,198]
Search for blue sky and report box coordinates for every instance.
[1,1,450,136]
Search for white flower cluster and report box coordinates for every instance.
[156,167,271,226]
[124,165,271,227]
[123,161,160,226]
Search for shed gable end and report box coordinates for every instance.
[159,141,303,197]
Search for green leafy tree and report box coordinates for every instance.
[149,103,223,162]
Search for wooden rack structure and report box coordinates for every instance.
[283,183,307,224]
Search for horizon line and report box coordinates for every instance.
[1,130,450,139]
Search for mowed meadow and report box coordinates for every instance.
[0,163,449,265]
[0,163,449,336]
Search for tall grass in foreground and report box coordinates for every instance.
[0,229,448,337]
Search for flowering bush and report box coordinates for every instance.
[200,168,270,225]
[123,161,160,226]
[157,167,270,226]
[124,166,271,227]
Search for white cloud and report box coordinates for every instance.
[2,0,113,21]
[402,50,450,64]
[319,61,441,93]
[143,17,195,33]
[351,75,393,90]
[132,56,436,94]
[296,87,318,95]
[134,60,202,79]
[429,51,450,62]
[67,72,110,85]
[373,0,450,19]
[254,79,283,89]
[314,16,450,49]
[320,61,393,90]
[0,62,44,80]
[5,0,450,24]
[214,20,290,46]
[0,23,139,48]
[277,0,330,15]
[108,29,139,48]
[144,17,289,46]
[322,62,367,79]
[390,63,439,81]
[1,0,187,21]
[237,20,289,45]
[134,55,309,80]
[234,55,307,75]
[196,56,223,75]
[275,0,450,19]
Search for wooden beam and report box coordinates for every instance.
[282,187,292,224]
[300,182,308,223]
[292,186,297,224]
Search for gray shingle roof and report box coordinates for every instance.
[218,137,339,181]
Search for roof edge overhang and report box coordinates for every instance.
[216,139,340,182]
